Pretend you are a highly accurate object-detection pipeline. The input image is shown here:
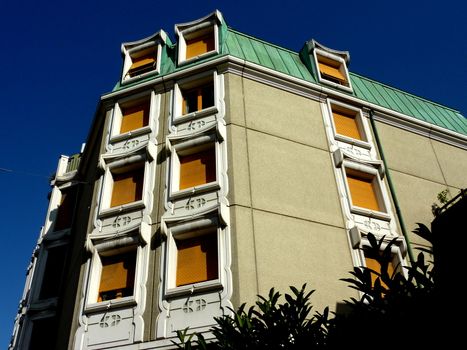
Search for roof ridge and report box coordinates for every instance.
[350,71,462,115]
[227,27,299,55]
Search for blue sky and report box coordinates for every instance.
[0,0,465,346]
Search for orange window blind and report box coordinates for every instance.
[317,56,347,84]
[98,251,136,302]
[181,83,214,115]
[186,32,215,59]
[110,169,144,207]
[179,148,216,190]
[365,253,394,289]
[347,174,381,211]
[120,101,150,134]
[54,188,76,231]
[333,109,362,140]
[176,233,218,287]
[128,53,156,77]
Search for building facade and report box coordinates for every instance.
[9,10,467,350]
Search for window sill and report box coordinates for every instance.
[170,182,220,201]
[335,134,371,150]
[350,206,391,221]
[318,76,353,93]
[165,279,222,299]
[99,200,145,218]
[121,70,159,85]
[84,296,137,314]
[178,50,217,67]
[110,126,152,143]
[173,105,218,125]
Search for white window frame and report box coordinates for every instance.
[313,48,352,92]
[356,237,407,279]
[168,135,220,200]
[164,218,223,298]
[84,239,143,313]
[109,91,158,142]
[177,21,219,66]
[99,161,148,217]
[122,41,162,84]
[341,161,391,221]
[327,99,371,149]
[172,70,219,124]
[29,241,68,303]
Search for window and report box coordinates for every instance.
[98,250,136,302]
[175,11,221,65]
[186,30,215,60]
[29,317,58,350]
[110,167,144,207]
[182,82,214,115]
[53,187,77,231]
[317,54,348,86]
[364,250,395,289]
[165,221,222,296]
[119,99,150,134]
[38,246,67,300]
[312,46,352,92]
[127,48,157,79]
[179,147,216,190]
[346,171,382,212]
[173,72,218,122]
[121,31,167,84]
[331,104,364,141]
[175,231,218,286]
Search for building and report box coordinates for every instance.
[9,10,467,350]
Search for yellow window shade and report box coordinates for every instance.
[179,148,216,190]
[186,33,215,59]
[54,188,76,231]
[98,251,136,302]
[128,53,156,77]
[333,110,362,140]
[365,254,394,289]
[120,101,150,134]
[176,233,218,287]
[347,174,381,211]
[318,56,347,83]
[110,169,144,207]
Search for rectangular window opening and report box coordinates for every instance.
[332,107,362,140]
[175,232,218,287]
[30,317,58,350]
[179,146,216,190]
[128,51,156,78]
[181,82,214,115]
[186,32,215,60]
[364,249,395,290]
[317,55,347,85]
[98,250,136,302]
[110,167,144,207]
[346,172,382,212]
[120,100,150,134]
[54,187,77,231]
[39,246,67,299]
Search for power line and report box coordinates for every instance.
[0,167,49,179]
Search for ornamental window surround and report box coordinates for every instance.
[109,91,157,142]
[327,100,372,149]
[176,16,220,66]
[168,136,219,199]
[172,71,219,124]
[164,218,223,298]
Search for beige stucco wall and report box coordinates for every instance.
[375,121,467,249]
[225,73,356,312]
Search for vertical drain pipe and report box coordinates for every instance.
[369,110,416,266]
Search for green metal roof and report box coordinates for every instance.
[111,26,467,137]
